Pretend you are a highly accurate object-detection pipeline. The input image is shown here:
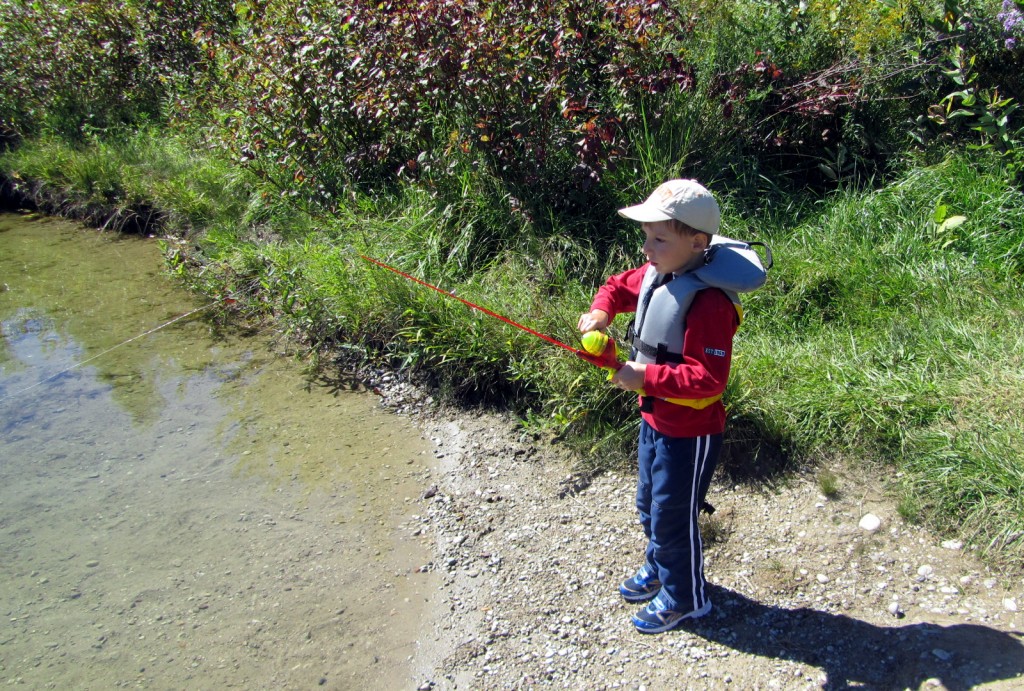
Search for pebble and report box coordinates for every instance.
[916,565,934,578]
[858,513,881,532]
[940,539,963,550]
[1004,598,1018,612]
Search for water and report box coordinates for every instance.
[0,214,439,689]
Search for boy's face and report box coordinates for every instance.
[640,221,708,275]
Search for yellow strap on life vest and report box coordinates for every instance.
[638,391,723,409]
[661,393,723,409]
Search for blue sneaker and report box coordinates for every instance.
[619,562,661,602]
[631,595,712,634]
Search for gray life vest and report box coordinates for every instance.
[630,270,736,364]
[628,236,767,409]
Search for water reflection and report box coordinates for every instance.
[0,214,437,689]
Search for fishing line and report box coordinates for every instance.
[360,255,583,354]
[0,299,228,402]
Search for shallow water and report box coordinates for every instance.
[0,214,438,688]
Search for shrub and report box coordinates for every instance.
[0,0,233,140]
[215,0,701,230]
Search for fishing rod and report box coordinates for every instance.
[359,255,620,372]
[0,298,234,402]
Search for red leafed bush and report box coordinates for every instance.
[217,0,699,217]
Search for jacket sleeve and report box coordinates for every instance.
[640,288,738,401]
[589,265,649,322]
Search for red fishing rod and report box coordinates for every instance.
[360,255,620,372]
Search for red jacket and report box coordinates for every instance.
[590,264,739,438]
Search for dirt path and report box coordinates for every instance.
[371,379,1024,690]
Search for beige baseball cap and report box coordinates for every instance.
[618,179,720,234]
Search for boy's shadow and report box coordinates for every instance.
[690,585,1024,690]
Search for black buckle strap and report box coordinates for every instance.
[630,338,684,365]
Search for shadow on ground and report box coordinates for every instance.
[690,585,1024,690]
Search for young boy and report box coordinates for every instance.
[578,179,743,634]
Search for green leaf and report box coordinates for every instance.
[938,215,967,233]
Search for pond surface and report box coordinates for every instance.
[0,213,438,689]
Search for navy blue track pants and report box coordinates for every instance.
[636,420,722,613]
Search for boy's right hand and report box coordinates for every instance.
[577,309,609,333]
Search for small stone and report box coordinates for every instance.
[940,539,963,550]
[816,574,830,584]
[887,601,903,617]
[85,560,100,568]
[931,648,952,661]
[917,565,934,578]
[859,513,882,532]
[1004,598,1018,612]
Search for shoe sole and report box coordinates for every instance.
[632,600,712,634]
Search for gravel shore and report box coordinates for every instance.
[369,375,1024,691]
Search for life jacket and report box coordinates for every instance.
[627,235,769,410]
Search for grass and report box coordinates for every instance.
[0,131,250,234]
[817,469,840,499]
[2,135,1023,567]
[731,154,1024,562]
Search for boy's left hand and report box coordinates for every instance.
[611,361,646,392]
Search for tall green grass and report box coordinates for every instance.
[733,154,1024,560]
[1,131,251,234]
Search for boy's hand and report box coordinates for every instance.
[577,309,609,333]
[611,361,646,391]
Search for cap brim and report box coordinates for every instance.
[618,204,673,223]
